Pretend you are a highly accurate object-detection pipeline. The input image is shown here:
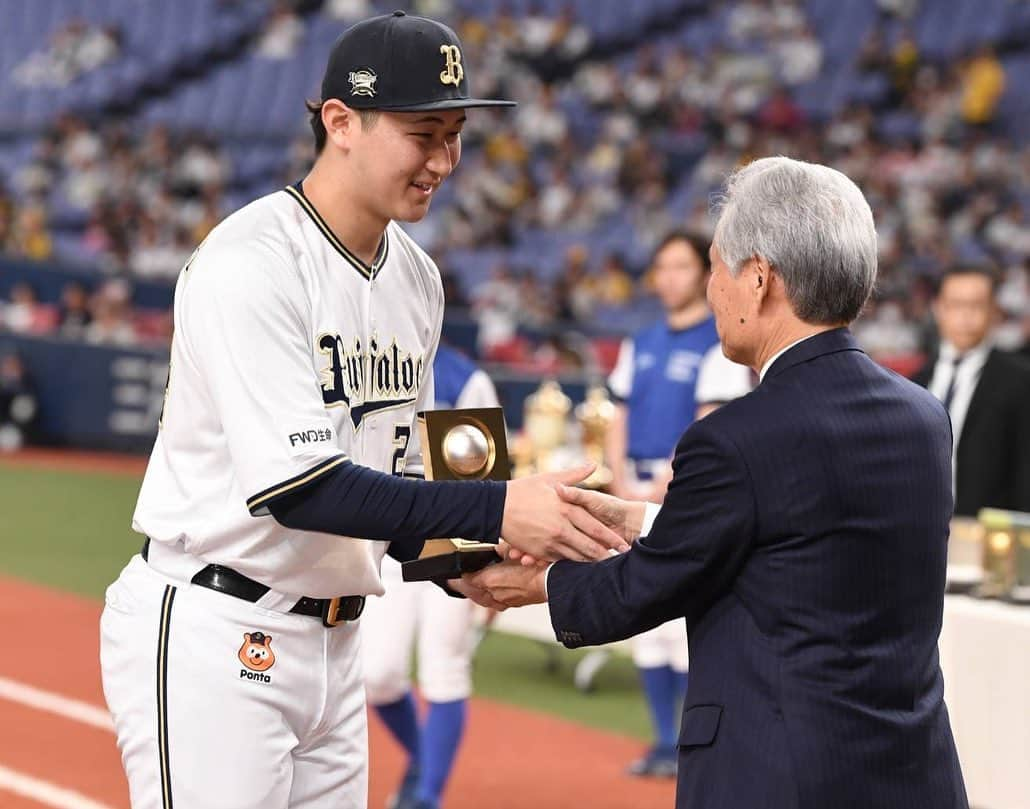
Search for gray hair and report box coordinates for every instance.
[712,156,877,324]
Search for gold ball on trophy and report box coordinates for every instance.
[443,423,491,476]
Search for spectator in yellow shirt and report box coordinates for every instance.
[961,46,1006,126]
[12,204,53,262]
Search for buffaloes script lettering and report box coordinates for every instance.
[318,333,423,428]
[439,45,463,86]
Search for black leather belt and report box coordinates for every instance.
[143,539,364,627]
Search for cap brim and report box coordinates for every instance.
[371,98,517,111]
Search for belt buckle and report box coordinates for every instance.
[321,597,342,628]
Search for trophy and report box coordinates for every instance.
[401,407,510,582]
[574,384,615,490]
[946,516,984,594]
[976,508,1030,602]
[977,508,1018,598]
[1013,511,1030,604]
[521,379,572,474]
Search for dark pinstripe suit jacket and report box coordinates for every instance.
[548,329,967,809]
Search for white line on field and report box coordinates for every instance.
[0,676,113,732]
[0,764,116,809]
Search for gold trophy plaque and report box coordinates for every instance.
[401,407,510,583]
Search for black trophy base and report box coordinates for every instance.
[401,548,501,582]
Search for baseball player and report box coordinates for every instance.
[362,343,500,809]
[605,230,719,777]
[99,13,626,809]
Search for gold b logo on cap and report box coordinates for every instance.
[439,45,464,86]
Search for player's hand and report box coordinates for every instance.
[496,540,550,568]
[446,577,509,611]
[464,560,548,608]
[555,484,648,544]
[501,465,631,563]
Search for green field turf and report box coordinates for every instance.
[0,462,654,740]
[0,464,142,596]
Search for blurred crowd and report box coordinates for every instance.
[2,115,227,278]
[0,277,170,348]
[1,0,1028,369]
[14,17,123,88]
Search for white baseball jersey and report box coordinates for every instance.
[695,343,754,407]
[134,183,443,599]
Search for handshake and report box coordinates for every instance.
[449,464,650,610]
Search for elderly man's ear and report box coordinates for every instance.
[747,256,773,307]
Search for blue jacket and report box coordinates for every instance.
[548,329,967,809]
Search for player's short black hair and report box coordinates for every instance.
[305,99,380,156]
[936,264,1000,296]
[653,230,712,272]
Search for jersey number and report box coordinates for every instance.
[391,425,411,476]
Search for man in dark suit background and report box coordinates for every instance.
[462,157,968,809]
[911,266,1030,516]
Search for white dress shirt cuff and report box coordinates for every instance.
[641,502,662,538]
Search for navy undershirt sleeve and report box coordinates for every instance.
[267,459,506,559]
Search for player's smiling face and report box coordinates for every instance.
[354,109,465,223]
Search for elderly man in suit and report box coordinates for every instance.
[462,157,968,809]
[911,266,1030,516]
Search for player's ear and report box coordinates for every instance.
[264,635,272,645]
[322,99,357,150]
[243,633,252,643]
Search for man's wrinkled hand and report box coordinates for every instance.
[555,484,648,544]
[446,575,509,611]
[464,560,548,608]
[501,465,631,563]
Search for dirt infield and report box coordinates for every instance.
[0,574,676,809]
[0,448,149,477]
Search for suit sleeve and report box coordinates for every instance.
[547,418,756,647]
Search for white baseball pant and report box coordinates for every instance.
[626,458,689,672]
[361,556,474,706]
[100,552,367,809]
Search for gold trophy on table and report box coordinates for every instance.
[976,508,1030,602]
[946,516,984,594]
[401,407,510,582]
[521,379,572,474]
[575,384,615,491]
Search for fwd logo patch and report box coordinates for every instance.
[289,427,333,447]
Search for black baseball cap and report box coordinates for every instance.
[320,10,516,112]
